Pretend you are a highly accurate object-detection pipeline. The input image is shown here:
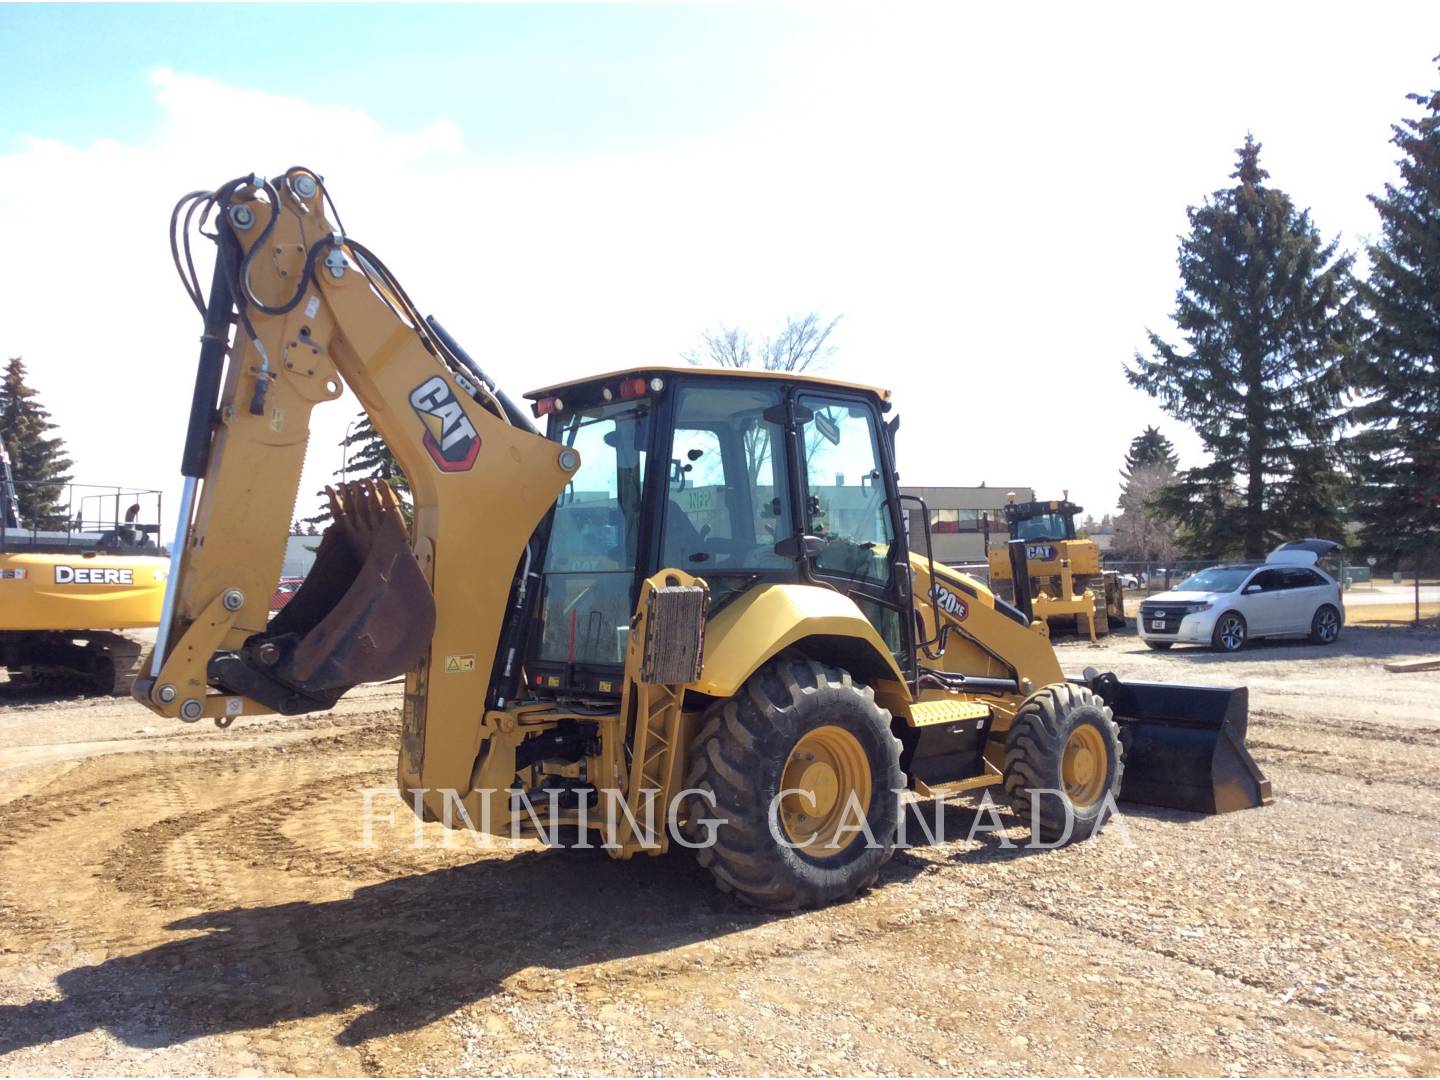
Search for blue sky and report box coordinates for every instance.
[2,3,1439,527]
[1,5,804,155]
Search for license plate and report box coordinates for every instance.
[1150,620,1167,630]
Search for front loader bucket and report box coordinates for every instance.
[210,480,436,713]
[1103,679,1272,814]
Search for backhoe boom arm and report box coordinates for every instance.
[140,170,576,803]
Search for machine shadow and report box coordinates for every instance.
[899,797,1056,865]
[0,681,106,705]
[0,838,927,1056]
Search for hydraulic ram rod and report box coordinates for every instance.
[149,240,237,681]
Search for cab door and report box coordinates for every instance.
[794,392,911,671]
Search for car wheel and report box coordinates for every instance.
[1309,604,1342,645]
[1211,611,1248,653]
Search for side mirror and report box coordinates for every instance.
[1243,584,1262,595]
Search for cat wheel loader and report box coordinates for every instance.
[986,494,1127,641]
[137,169,1270,910]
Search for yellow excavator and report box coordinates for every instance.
[0,444,168,694]
[137,169,1269,909]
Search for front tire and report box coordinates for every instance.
[1211,611,1248,652]
[682,658,904,910]
[1003,684,1123,844]
[1309,604,1342,645]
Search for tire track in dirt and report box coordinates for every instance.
[0,717,397,955]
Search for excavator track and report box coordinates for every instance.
[2,629,150,696]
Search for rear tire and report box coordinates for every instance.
[1309,604,1341,645]
[1003,684,1123,843]
[682,658,904,910]
[1144,640,1173,651]
[1211,611,1248,653]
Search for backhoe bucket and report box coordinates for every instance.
[1103,679,1272,814]
[210,479,435,713]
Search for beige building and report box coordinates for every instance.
[900,485,1035,565]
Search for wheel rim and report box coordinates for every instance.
[1318,608,1339,641]
[1220,616,1245,650]
[1061,724,1108,808]
[780,726,872,854]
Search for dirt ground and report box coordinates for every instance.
[2,625,1439,1077]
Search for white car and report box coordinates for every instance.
[1138,540,1344,653]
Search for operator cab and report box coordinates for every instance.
[522,368,912,698]
[1004,498,1081,544]
[0,481,165,557]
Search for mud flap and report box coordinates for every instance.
[1090,674,1273,814]
[209,480,436,713]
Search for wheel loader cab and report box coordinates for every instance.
[523,370,914,698]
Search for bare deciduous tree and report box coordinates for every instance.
[683,313,841,373]
[681,313,843,485]
[1113,463,1181,564]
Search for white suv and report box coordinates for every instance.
[1138,540,1344,653]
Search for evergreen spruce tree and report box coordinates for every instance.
[305,412,410,528]
[1127,137,1358,558]
[0,357,73,529]
[1120,425,1178,484]
[1351,60,1440,570]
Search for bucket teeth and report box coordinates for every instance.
[326,478,402,529]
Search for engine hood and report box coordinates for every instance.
[1143,590,1227,605]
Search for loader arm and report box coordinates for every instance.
[141,170,576,799]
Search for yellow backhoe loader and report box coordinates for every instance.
[0,444,168,694]
[986,494,1126,640]
[137,169,1269,909]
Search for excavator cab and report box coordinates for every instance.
[520,372,914,701]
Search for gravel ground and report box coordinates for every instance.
[0,624,1438,1076]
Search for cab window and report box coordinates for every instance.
[660,385,793,572]
[537,400,650,667]
[797,395,892,586]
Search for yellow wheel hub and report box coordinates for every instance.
[780,726,872,854]
[1062,724,1108,808]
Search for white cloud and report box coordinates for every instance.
[1,15,1434,549]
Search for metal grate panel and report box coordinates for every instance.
[640,585,708,685]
